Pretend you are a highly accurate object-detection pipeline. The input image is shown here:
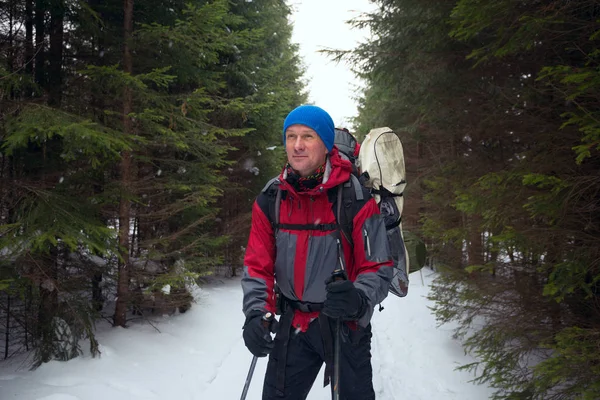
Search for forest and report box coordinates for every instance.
[349,0,600,398]
[0,0,305,367]
[1,0,600,399]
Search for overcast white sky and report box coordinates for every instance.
[289,0,376,129]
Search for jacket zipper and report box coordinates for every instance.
[309,197,315,237]
[363,228,371,256]
[336,238,346,270]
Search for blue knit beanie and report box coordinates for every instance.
[282,105,335,152]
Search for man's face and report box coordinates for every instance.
[285,124,328,177]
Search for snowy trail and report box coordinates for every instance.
[0,271,494,400]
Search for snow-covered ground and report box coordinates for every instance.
[0,270,494,400]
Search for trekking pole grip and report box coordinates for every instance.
[261,311,278,335]
[331,268,347,282]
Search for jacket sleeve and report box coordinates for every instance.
[241,197,277,317]
[351,197,393,327]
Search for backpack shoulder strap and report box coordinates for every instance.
[265,175,364,238]
[261,177,280,194]
[337,174,365,247]
[274,186,282,227]
[336,182,352,247]
[261,177,281,228]
[343,174,364,201]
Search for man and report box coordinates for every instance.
[241,105,393,399]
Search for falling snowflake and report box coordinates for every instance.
[249,167,260,176]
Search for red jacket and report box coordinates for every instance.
[242,148,393,331]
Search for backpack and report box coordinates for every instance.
[262,127,410,299]
[356,127,409,297]
[347,128,427,278]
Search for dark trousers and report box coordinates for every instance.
[262,318,375,400]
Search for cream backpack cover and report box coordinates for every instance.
[358,127,409,297]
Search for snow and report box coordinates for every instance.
[0,270,494,400]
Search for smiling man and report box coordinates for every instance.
[241,105,393,399]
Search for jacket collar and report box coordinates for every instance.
[279,147,352,196]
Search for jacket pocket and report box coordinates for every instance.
[361,214,391,263]
[274,230,297,300]
[302,232,339,303]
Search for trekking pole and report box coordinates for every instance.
[333,317,341,400]
[240,312,275,400]
[331,237,348,400]
[240,355,258,400]
[331,267,347,400]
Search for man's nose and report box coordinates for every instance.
[293,137,304,151]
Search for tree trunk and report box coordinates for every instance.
[489,227,501,276]
[114,0,135,327]
[48,0,64,107]
[91,272,103,312]
[37,137,60,363]
[130,216,137,257]
[468,214,484,266]
[25,284,32,351]
[545,237,564,332]
[7,0,14,72]
[26,0,34,75]
[34,0,45,87]
[38,251,59,364]
[4,294,10,359]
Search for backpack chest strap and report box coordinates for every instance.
[265,178,359,250]
[273,222,340,231]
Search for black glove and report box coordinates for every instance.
[322,276,367,320]
[242,311,277,357]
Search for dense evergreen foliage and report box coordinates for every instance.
[349,0,600,398]
[0,0,304,366]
